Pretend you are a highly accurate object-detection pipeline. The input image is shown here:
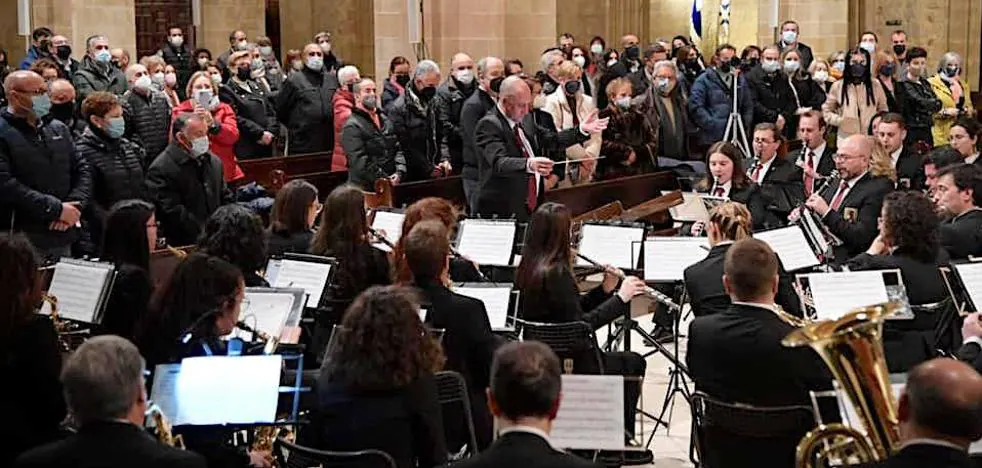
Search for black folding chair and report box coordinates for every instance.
[272,437,397,468]
[914,297,962,353]
[518,319,604,374]
[434,370,479,459]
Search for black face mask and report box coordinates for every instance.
[563,80,581,95]
[892,44,906,56]
[416,84,436,101]
[849,63,867,79]
[50,102,74,123]
[718,60,732,73]
[625,46,640,60]
[236,66,251,81]
[56,45,72,60]
[395,74,410,87]
[489,76,504,94]
[743,57,759,69]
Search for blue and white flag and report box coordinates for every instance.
[690,0,703,48]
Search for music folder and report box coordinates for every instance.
[453,283,519,332]
[754,226,821,271]
[574,223,645,271]
[263,253,336,309]
[230,287,306,343]
[149,355,282,427]
[370,208,405,252]
[550,375,625,450]
[643,237,709,282]
[455,219,516,267]
[951,262,982,312]
[39,258,117,324]
[663,191,711,223]
[795,269,913,321]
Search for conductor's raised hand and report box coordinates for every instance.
[579,110,609,134]
[527,156,554,176]
[617,276,647,303]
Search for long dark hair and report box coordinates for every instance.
[697,141,749,191]
[197,204,268,276]
[136,253,243,366]
[0,234,41,347]
[102,199,154,271]
[310,185,372,293]
[840,47,876,107]
[322,285,444,392]
[515,203,573,309]
[269,179,318,235]
[882,191,940,263]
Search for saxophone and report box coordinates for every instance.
[147,405,185,449]
[43,293,78,352]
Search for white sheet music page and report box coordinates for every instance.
[575,224,644,270]
[371,211,405,252]
[455,286,512,330]
[149,363,182,426]
[229,290,298,341]
[953,263,982,311]
[265,259,331,307]
[754,226,821,271]
[806,271,890,320]
[40,260,112,322]
[456,220,516,266]
[551,375,625,450]
[664,191,710,223]
[174,355,282,426]
[643,237,709,281]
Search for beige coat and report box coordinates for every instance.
[822,79,889,138]
[544,88,602,182]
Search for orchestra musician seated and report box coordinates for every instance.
[0,234,67,467]
[308,285,447,468]
[686,239,835,468]
[515,202,647,440]
[748,123,805,220]
[788,110,836,198]
[196,204,270,287]
[452,341,603,468]
[98,200,157,340]
[874,113,923,190]
[13,336,207,468]
[683,202,802,318]
[958,313,982,374]
[691,141,779,234]
[923,147,963,197]
[391,197,484,283]
[266,180,319,257]
[800,134,894,260]
[404,220,499,450]
[855,359,982,468]
[845,191,950,372]
[934,163,982,260]
[595,77,658,180]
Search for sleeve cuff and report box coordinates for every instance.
[578,124,589,137]
[965,336,982,347]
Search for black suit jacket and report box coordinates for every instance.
[941,209,982,260]
[683,243,802,318]
[758,156,806,216]
[788,144,837,183]
[858,443,976,468]
[451,431,600,468]
[818,172,894,260]
[459,89,496,180]
[474,108,588,221]
[957,341,982,374]
[894,146,925,191]
[14,421,206,468]
[146,144,231,247]
[722,183,783,231]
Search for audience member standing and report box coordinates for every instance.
[436,53,477,174]
[73,35,128,102]
[823,48,888,145]
[172,71,243,183]
[158,27,194,98]
[688,44,754,151]
[342,78,406,191]
[330,65,362,171]
[389,60,451,181]
[121,64,172,163]
[220,51,278,160]
[382,56,412,111]
[277,43,339,155]
[929,52,975,147]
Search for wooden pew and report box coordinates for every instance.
[545,171,680,227]
[389,176,466,210]
[572,201,624,225]
[238,153,348,197]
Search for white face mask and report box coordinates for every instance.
[134,74,152,90]
[259,46,273,56]
[783,60,800,73]
[170,36,184,47]
[781,30,797,44]
[236,40,249,51]
[573,56,586,68]
[319,42,331,54]
[591,44,603,55]
[813,70,829,82]
[190,136,210,156]
[859,41,876,53]
[151,72,165,85]
[454,69,474,85]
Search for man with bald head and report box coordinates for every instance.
[276,43,340,154]
[864,359,982,468]
[436,52,477,176]
[474,76,608,220]
[46,79,83,136]
[803,134,894,259]
[121,64,172,162]
[460,56,505,212]
[0,71,91,259]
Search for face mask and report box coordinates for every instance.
[783,60,800,73]
[625,46,640,60]
[762,60,780,74]
[532,94,547,110]
[236,40,249,51]
[607,58,618,67]
[236,66,251,81]
[832,61,846,72]
[170,36,184,47]
[152,72,165,86]
[210,73,222,86]
[319,42,331,54]
[396,74,411,87]
[944,66,960,78]
[591,44,603,55]
[362,95,377,111]
[50,102,73,122]
[878,63,896,76]
[259,46,273,56]
[743,57,759,69]
[615,96,632,110]
[306,56,324,71]
[134,74,153,90]
[859,41,876,53]
[190,136,210,156]
[718,60,732,73]
[197,57,210,67]
[656,78,673,94]
[32,94,51,118]
[813,70,829,82]
[563,80,581,95]
[56,45,71,60]
[489,76,504,94]
[892,44,906,55]
[573,56,586,68]
[849,63,867,78]
[781,30,797,44]
[104,116,125,138]
[454,69,474,85]
[94,49,112,63]
[164,73,177,87]
[417,85,436,101]
[292,60,303,71]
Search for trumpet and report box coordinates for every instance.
[574,251,681,312]
[147,404,185,449]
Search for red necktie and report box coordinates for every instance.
[804,150,815,197]
[513,124,537,212]
[829,181,850,212]
[713,187,724,197]
[751,163,763,183]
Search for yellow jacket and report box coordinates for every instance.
[929,74,975,147]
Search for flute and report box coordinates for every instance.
[574,251,681,312]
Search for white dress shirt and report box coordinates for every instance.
[890,147,903,168]
[750,155,776,184]
[966,153,980,165]
[825,170,868,216]
[710,180,732,198]
[502,110,542,198]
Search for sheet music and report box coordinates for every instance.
[40,260,113,323]
[643,237,709,281]
[754,226,821,271]
[456,220,516,266]
[575,224,644,270]
[371,211,405,252]
[264,259,331,307]
[229,290,299,341]
[455,286,513,330]
[953,263,982,311]
[664,191,711,223]
[149,363,182,426]
[805,271,890,320]
[551,375,625,450]
[171,355,282,426]
[800,210,831,253]
[701,195,729,211]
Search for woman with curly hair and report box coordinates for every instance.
[846,191,949,371]
[197,204,269,287]
[310,285,447,468]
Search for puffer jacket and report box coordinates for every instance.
[688,69,754,146]
[388,86,449,182]
[276,67,339,155]
[342,106,406,191]
[172,99,243,182]
[122,88,173,163]
[331,88,355,171]
[73,55,128,102]
[435,77,477,174]
[76,125,149,244]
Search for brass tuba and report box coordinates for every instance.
[782,302,902,467]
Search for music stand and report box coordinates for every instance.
[722,71,752,159]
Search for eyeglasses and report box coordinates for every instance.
[833,154,863,161]
[753,138,775,144]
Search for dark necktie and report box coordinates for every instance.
[804,150,816,197]
[513,124,537,212]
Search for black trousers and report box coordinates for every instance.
[603,351,646,439]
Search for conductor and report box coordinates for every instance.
[474,75,608,221]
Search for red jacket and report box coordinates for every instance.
[331,89,354,171]
[172,99,244,182]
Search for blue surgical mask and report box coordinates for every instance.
[105,116,125,138]
[32,94,51,118]
[762,60,780,74]
[306,56,324,71]
[95,49,112,63]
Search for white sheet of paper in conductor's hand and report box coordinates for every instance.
[550,375,625,450]
[456,221,516,266]
[953,263,982,311]
[267,260,332,307]
[806,271,890,321]
[754,226,821,271]
[574,224,645,270]
[174,355,282,426]
[643,237,709,281]
[40,261,112,322]
[455,286,512,330]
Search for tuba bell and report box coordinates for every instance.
[782,302,902,467]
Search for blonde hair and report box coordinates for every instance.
[605,77,632,99]
[709,202,753,241]
[869,136,898,182]
[554,60,582,81]
[139,55,166,74]
[185,70,213,99]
